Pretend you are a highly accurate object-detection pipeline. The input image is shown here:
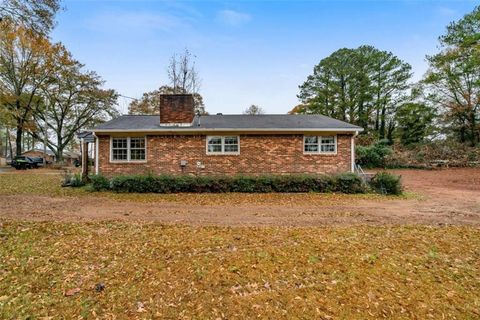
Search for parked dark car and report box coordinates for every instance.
[11,156,34,170]
[11,156,44,170]
[30,156,45,168]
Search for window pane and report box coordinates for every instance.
[208,144,222,153]
[224,145,238,153]
[304,145,318,152]
[321,144,335,152]
[130,138,145,149]
[112,149,127,160]
[320,136,336,153]
[321,136,335,144]
[113,138,127,149]
[112,138,128,161]
[208,137,223,153]
[224,137,238,145]
[130,149,145,160]
[304,136,318,144]
[208,137,222,145]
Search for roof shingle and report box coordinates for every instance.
[91,114,362,132]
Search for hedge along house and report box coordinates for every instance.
[87,94,363,177]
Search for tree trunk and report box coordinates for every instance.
[57,138,64,163]
[470,111,477,147]
[379,105,386,139]
[459,125,466,143]
[8,132,13,159]
[15,124,23,156]
[387,120,395,144]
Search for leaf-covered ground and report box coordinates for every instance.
[1,169,479,318]
[0,222,479,319]
[0,171,413,205]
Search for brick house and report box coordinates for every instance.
[22,149,56,164]
[88,94,363,177]
[22,149,80,166]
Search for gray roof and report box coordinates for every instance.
[23,148,55,156]
[91,114,362,132]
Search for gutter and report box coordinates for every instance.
[90,127,364,134]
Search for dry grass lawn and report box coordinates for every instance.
[1,169,479,318]
[1,222,479,319]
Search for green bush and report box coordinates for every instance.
[89,175,110,191]
[356,140,392,168]
[103,173,367,194]
[62,172,85,187]
[370,172,403,195]
[335,172,365,194]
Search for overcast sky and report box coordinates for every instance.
[52,0,476,115]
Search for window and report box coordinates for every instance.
[303,135,337,154]
[320,136,336,153]
[130,137,146,160]
[112,138,128,161]
[207,136,239,154]
[304,136,319,153]
[111,137,146,162]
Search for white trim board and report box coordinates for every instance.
[91,128,363,134]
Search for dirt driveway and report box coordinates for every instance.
[1,168,479,226]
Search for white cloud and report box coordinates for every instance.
[217,9,251,26]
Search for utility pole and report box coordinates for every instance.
[5,127,7,158]
[43,121,47,166]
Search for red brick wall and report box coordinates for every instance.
[97,134,353,176]
[159,94,194,124]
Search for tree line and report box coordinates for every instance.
[0,0,209,161]
[294,6,480,147]
[0,0,118,160]
[1,0,478,162]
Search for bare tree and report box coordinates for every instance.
[243,104,265,115]
[128,85,206,115]
[167,48,201,94]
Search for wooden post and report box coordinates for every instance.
[81,140,89,181]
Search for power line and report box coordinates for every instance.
[118,94,137,101]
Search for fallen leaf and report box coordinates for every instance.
[64,288,80,297]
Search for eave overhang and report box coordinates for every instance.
[90,127,364,135]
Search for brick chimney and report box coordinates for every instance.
[159,94,195,125]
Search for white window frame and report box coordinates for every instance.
[110,137,147,163]
[303,135,337,155]
[206,136,240,155]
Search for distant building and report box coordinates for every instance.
[22,149,80,166]
[22,149,56,163]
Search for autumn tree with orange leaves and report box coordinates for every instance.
[0,20,118,158]
[0,21,60,155]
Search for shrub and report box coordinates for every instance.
[89,175,110,191]
[62,172,85,187]
[370,172,403,195]
[335,172,366,194]
[104,173,367,194]
[356,140,392,168]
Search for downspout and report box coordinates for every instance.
[93,132,99,175]
[351,132,358,173]
[80,137,85,174]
